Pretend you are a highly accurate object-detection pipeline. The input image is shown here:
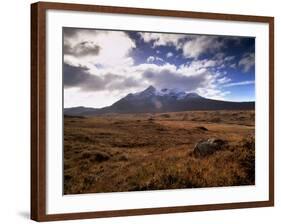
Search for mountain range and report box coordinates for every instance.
[64,85,254,116]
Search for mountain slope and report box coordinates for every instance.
[64,106,99,116]
[64,86,254,116]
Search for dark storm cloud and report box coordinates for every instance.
[63,28,101,58]
[64,63,90,87]
[64,61,212,93]
[106,76,141,90]
[64,41,101,57]
[64,63,140,91]
[142,68,208,91]
[64,63,105,90]
[63,27,79,38]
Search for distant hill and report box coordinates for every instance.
[64,106,98,116]
[64,86,255,116]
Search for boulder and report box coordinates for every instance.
[193,138,228,157]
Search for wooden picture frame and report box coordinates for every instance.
[31,1,274,221]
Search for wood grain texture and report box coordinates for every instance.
[268,18,275,205]
[31,3,39,220]
[30,1,274,221]
[31,2,47,221]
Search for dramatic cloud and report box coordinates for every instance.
[64,28,136,68]
[64,63,108,91]
[239,53,255,72]
[183,36,223,59]
[138,32,186,48]
[64,41,100,57]
[63,28,255,107]
[135,61,226,98]
[64,63,91,87]
[64,56,232,103]
[139,32,241,61]
[64,63,143,92]
[141,67,209,91]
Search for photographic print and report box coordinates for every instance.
[63,28,255,194]
[31,2,274,221]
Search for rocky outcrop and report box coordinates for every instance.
[194,138,228,157]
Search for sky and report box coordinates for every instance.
[63,27,255,108]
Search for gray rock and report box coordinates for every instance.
[194,138,228,157]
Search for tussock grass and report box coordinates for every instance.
[64,110,255,194]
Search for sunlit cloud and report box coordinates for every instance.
[63,28,255,107]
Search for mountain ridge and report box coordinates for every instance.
[64,86,255,116]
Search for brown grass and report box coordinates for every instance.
[64,110,255,194]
